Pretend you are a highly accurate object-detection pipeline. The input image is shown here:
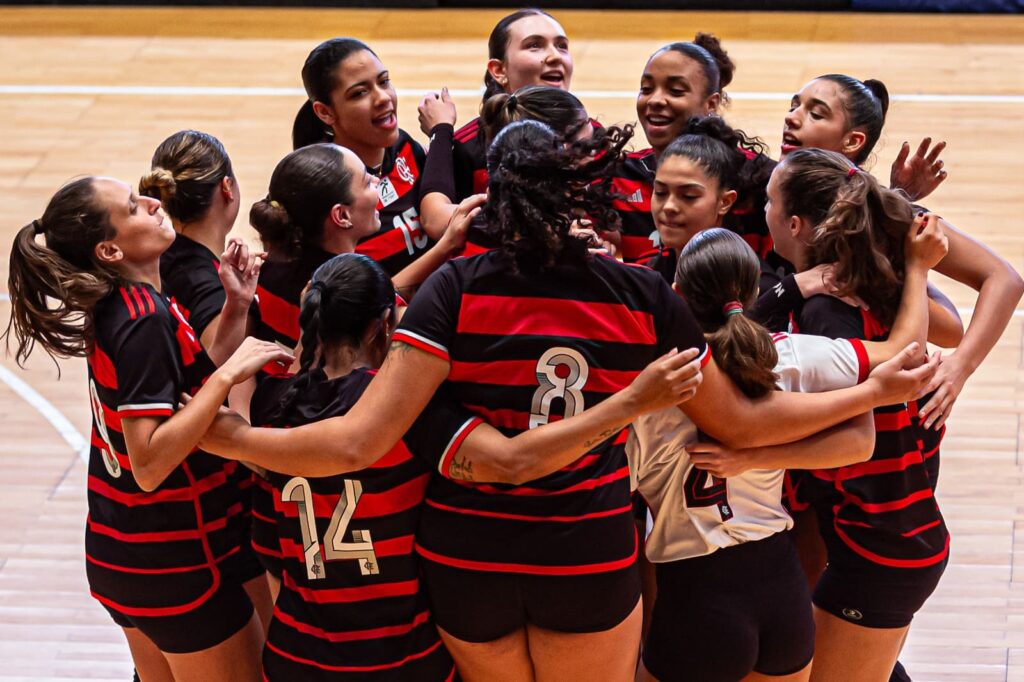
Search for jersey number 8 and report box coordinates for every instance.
[530,347,590,429]
[88,379,122,479]
[282,477,379,580]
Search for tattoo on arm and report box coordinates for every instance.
[448,454,474,481]
[582,424,627,450]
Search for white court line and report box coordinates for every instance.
[0,84,1023,104]
[0,364,89,463]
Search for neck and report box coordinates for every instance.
[321,342,375,380]
[319,229,360,256]
[117,261,162,291]
[334,129,386,169]
[174,215,230,258]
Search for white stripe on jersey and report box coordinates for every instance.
[394,330,449,356]
[628,334,863,562]
[439,417,480,476]
[118,402,175,413]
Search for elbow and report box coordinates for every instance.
[1005,262,1024,303]
[497,451,532,486]
[131,465,164,493]
[852,430,875,464]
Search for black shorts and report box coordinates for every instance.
[643,532,814,682]
[421,558,641,643]
[813,554,947,629]
[102,579,254,654]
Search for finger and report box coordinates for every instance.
[926,140,946,164]
[442,86,451,103]
[893,141,910,167]
[923,395,951,429]
[915,137,931,158]
[931,403,953,430]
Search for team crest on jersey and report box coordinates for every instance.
[395,155,416,185]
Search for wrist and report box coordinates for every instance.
[207,368,239,395]
[430,122,455,137]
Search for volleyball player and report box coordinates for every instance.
[631,216,945,682]
[762,149,966,681]
[293,38,446,282]
[140,129,273,628]
[195,120,938,681]
[417,9,575,235]
[4,177,292,679]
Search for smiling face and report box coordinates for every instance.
[313,50,399,163]
[339,147,381,238]
[91,177,174,271]
[490,14,574,93]
[781,79,865,161]
[637,49,720,155]
[651,155,735,251]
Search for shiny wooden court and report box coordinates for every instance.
[1,7,1022,680]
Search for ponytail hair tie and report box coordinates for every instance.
[722,301,744,317]
[507,93,518,112]
[847,166,860,178]
[31,219,44,235]
[269,199,282,210]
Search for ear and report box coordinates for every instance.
[329,203,353,230]
[704,92,722,114]
[220,176,235,203]
[717,189,738,219]
[486,58,508,89]
[671,281,683,296]
[842,130,867,159]
[94,240,123,265]
[790,214,812,241]
[312,100,336,127]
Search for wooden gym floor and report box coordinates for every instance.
[0,7,1023,680]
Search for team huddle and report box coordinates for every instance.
[6,8,1024,682]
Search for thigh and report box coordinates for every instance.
[753,537,816,677]
[743,663,811,682]
[164,611,263,682]
[790,510,827,591]
[437,625,535,682]
[810,607,907,682]
[243,574,274,634]
[528,599,641,682]
[122,627,174,682]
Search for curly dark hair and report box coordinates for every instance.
[484,119,633,273]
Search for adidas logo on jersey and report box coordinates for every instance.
[627,189,644,204]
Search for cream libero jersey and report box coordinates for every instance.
[627,332,868,563]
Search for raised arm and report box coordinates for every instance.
[205,238,262,366]
[919,217,1024,428]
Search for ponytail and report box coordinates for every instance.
[675,228,778,399]
[4,178,117,366]
[779,148,913,326]
[661,115,767,197]
[480,85,588,144]
[292,100,332,150]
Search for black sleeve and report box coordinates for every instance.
[419,123,456,202]
[751,271,803,333]
[452,136,479,202]
[114,312,183,418]
[163,259,226,339]
[403,389,484,475]
[798,295,866,340]
[652,276,709,363]
[392,263,460,362]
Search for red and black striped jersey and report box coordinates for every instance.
[452,117,489,202]
[794,295,949,569]
[159,233,224,339]
[254,247,334,351]
[84,282,252,619]
[610,148,660,264]
[392,251,709,575]
[250,368,469,681]
[355,129,432,278]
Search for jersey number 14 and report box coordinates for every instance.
[282,477,379,580]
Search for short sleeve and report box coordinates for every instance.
[652,276,710,367]
[164,260,225,339]
[402,391,485,477]
[779,334,868,392]
[115,313,182,417]
[798,295,866,341]
[392,263,460,362]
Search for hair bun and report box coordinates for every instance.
[862,79,890,119]
[693,32,735,91]
[138,167,177,203]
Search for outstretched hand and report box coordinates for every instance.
[890,137,947,201]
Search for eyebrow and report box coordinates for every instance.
[519,33,566,43]
[806,97,832,113]
[345,70,388,94]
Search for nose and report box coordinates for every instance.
[370,175,381,190]
[784,107,800,129]
[544,44,562,65]
[143,195,162,213]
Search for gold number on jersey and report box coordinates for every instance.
[87,379,122,479]
[282,476,379,580]
[529,347,590,429]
